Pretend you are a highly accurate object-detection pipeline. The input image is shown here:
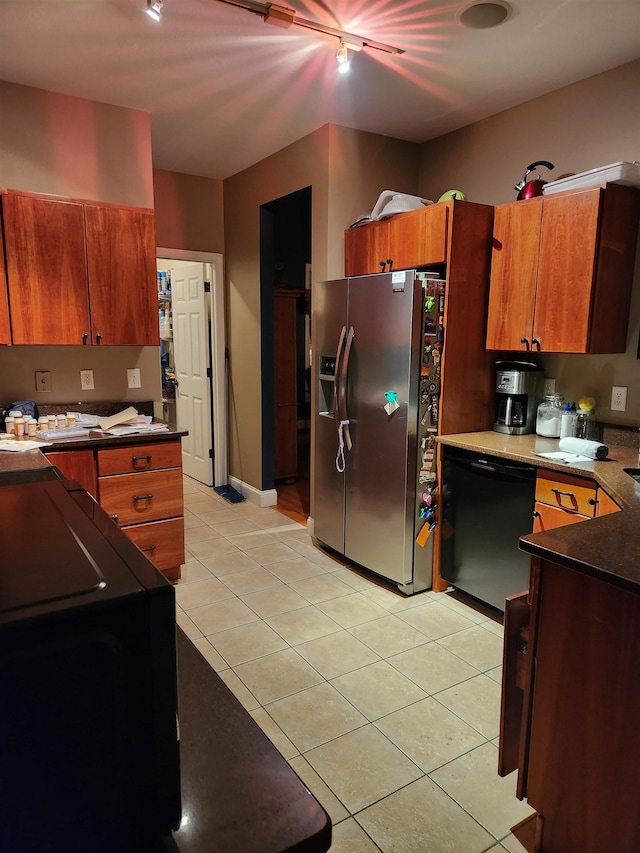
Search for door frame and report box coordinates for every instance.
[157,247,227,488]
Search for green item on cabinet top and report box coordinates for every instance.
[438,190,467,202]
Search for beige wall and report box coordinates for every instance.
[417,60,640,427]
[0,80,161,407]
[153,168,224,253]
[223,123,421,490]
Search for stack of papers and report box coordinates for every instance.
[535,451,593,464]
[93,407,169,436]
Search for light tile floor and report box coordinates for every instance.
[177,476,534,852]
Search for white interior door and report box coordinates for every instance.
[172,263,213,485]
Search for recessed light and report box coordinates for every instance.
[457,1,512,30]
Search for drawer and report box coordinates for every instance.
[124,517,184,575]
[533,501,590,532]
[96,440,182,476]
[535,469,597,517]
[98,468,183,526]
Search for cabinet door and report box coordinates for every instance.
[0,226,10,344]
[3,194,91,344]
[344,220,389,276]
[533,189,601,353]
[388,203,448,270]
[47,450,97,499]
[486,201,541,350]
[85,205,159,345]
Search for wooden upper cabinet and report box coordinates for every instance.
[388,203,448,270]
[345,219,389,276]
[344,202,449,276]
[487,184,640,354]
[85,205,159,345]
[0,191,159,346]
[486,200,542,351]
[3,194,91,344]
[0,219,11,345]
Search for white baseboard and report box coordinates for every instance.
[229,476,277,508]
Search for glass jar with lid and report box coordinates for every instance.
[536,393,564,438]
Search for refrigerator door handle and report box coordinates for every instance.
[333,326,347,424]
[340,326,355,451]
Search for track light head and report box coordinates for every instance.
[146,0,163,22]
[336,41,350,73]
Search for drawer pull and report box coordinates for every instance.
[132,455,153,466]
[133,493,154,503]
[141,544,157,553]
[551,487,578,512]
[111,513,119,523]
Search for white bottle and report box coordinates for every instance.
[560,402,576,439]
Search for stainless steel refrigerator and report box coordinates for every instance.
[313,270,443,594]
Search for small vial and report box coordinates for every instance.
[67,414,77,427]
[57,414,68,430]
[48,415,57,430]
[5,416,15,434]
[38,416,49,431]
[15,418,25,438]
[27,418,37,437]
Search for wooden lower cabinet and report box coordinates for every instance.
[506,557,640,852]
[97,439,185,580]
[533,470,619,532]
[46,449,98,499]
[124,517,184,581]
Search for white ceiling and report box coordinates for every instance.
[0,0,638,180]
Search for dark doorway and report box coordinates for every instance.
[260,186,312,524]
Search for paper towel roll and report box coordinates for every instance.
[558,437,608,460]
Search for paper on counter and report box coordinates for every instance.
[97,407,139,431]
[0,439,52,452]
[534,451,593,464]
[104,423,169,436]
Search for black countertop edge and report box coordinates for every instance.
[520,512,640,595]
[169,628,332,853]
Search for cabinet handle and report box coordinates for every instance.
[82,332,88,344]
[520,337,530,350]
[531,337,540,350]
[133,493,153,503]
[379,260,387,272]
[132,455,153,466]
[141,544,157,553]
[532,510,540,518]
[551,487,579,512]
[386,258,393,270]
[96,333,102,344]
[111,513,119,523]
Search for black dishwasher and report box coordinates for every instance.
[441,447,536,612]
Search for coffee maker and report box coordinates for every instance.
[493,361,544,435]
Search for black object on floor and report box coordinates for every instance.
[214,484,245,503]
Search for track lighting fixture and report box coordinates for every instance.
[146,0,163,22]
[215,1,404,57]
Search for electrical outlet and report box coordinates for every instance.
[127,368,141,389]
[611,385,627,411]
[80,369,95,391]
[543,378,556,396]
[35,371,52,393]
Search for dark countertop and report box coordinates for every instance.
[438,431,640,594]
[166,629,331,853]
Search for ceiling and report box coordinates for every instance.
[0,0,638,180]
